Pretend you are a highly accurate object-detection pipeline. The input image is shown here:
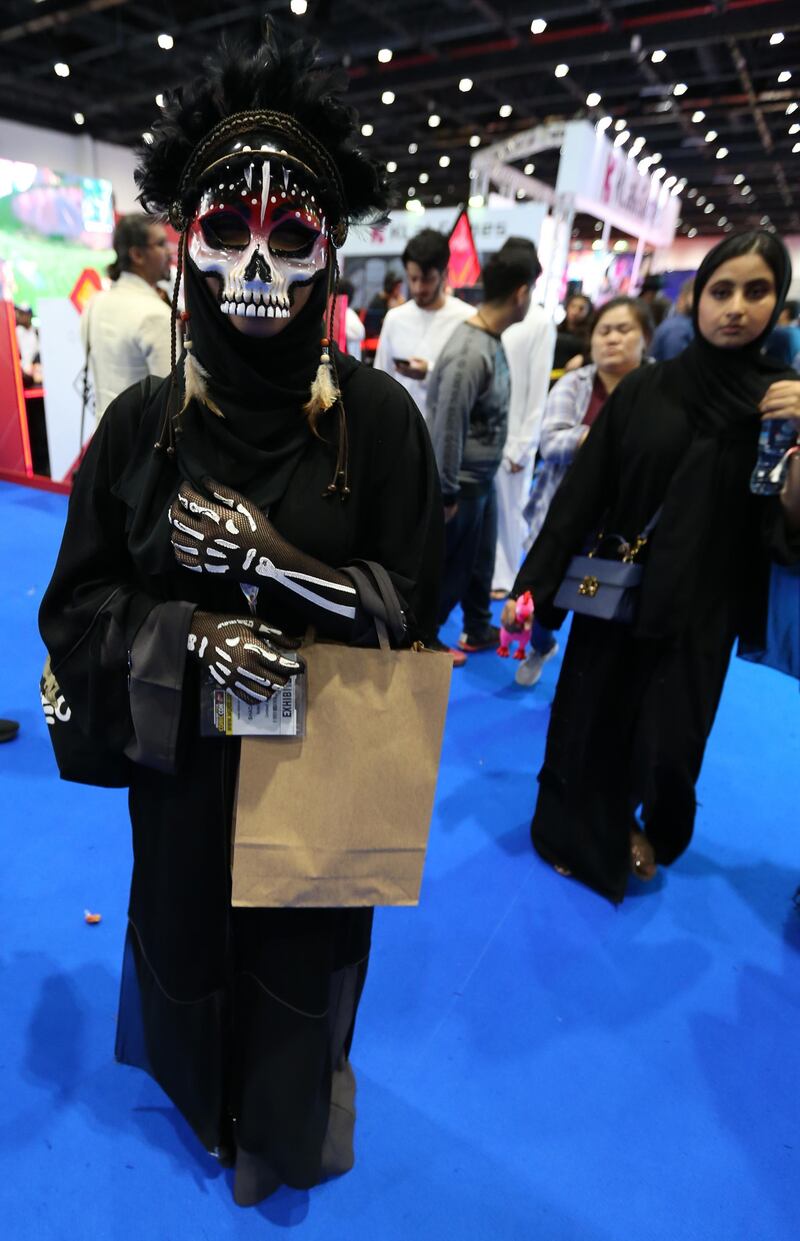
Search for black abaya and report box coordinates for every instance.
[39,354,442,1199]
[513,360,799,904]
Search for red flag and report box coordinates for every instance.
[447,209,481,288]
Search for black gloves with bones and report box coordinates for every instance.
[187,613,304,707]
[169,478,358,635]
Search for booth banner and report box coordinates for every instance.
[556,121,679,247]
[340,203,547,258]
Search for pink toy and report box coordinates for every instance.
[497,591,535,660]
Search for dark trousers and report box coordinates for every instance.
[437,484,497,637]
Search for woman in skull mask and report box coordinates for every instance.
[39,30,441,1204]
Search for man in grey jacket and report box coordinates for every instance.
[427,242,540,660]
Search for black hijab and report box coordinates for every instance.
[175,257,326,508]
[637,231,795,641]
[670,230,792,434]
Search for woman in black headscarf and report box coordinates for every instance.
[504,230,800,904]
[38,30,441,1204]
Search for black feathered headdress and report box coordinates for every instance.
[135,27,390,237]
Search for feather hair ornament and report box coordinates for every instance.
[181,349,225,419]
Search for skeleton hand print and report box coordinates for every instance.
[187,612,304,707]
[169,478,358,623]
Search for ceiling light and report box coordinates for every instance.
[687,187,698,198]
[524,162,535,174]
[787,103,798,115]
[716,147,728,159]
[653,167,666,181]
[155,93,165,108]
[704,130,717,142]
[530,18,547,35]
[778,71,792,83]
[794,142,800,154]
[614,130,630,147]
[157,33,173,49]
[630,136,645,156]
[770,32,785,46]
[142,132,154,145]
[596,116,612,132]
[438,155,450,168]
[760,215,770,225]
[586,92,602,107]
[613,240,629,252]
[637,158,651,174]
[73,112,85,126]
[459,78,473,93]
[381,90,395,105]
[428,114,441,127]
[741,185,751,194]
[718,216,728,225]
[688,227,698,238]
[406,199,424,214]
[378,48,393,63]
[614,119,627,131]
[434,194,442,204]
[691,110,705,123]
[469,134,481,147]
[704,203,714,213]
[790,123,800,135]
[408,142,418,154]
[697,195,706,205]
[361,123,374,137]
[468,193,485,208]
[672,178,687,196]
[418,172,429,183]
[663,175,677,189]
[592,239,603,251]
[651,50,667,63]
[733,173,745,184]
[673,82,688,96]
[386,160,397,173]
[407,186,415,196]
[724,223,733,232]
[650,152,662,163]
[290,0,308,12]
[555,64,569,78]
[499,104,513,118]
[54,62,70,77]
[516,189,526,199]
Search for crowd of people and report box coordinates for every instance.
[30,23,800,1211]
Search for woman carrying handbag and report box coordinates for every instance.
[503,231,800,903]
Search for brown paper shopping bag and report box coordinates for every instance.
[231,633,452,908]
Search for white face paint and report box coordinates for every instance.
[187,151,329,320]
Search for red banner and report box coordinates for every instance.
[447,209,481,288]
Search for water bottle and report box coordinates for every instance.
[750,418,797,495]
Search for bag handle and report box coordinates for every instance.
[344,559,408,646]
[590,505,663,564]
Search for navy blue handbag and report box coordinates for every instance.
[554,510,661,624]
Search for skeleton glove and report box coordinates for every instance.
[187,612,304,707]
[169,478,358,627]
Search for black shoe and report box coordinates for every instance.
[457,626,500,653]
[0,719,19,743]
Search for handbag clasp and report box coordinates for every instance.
[578,575,600,598]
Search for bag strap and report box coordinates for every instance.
[591,505,663,563]
[344,559,408,646]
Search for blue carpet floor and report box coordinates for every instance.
[1,477,798,1240]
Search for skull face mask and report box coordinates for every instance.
[187,142,329,322]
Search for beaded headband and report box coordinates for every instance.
[168,109,349,247]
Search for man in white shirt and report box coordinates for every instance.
[494,240,556,594]
[82,214,173,422]
[373,228,472,414]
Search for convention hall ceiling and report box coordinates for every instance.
[1,0,799,240]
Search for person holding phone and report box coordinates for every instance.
[373,228,472,414]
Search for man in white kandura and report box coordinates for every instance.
[82,213,173,423]
[493,239,556,596]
